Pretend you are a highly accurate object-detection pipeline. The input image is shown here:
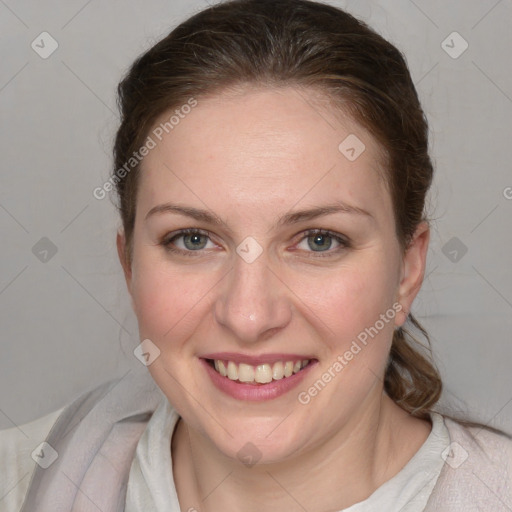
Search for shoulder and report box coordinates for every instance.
[443,416,512,468]
[425,415,512,511]
[13,371,161,512]
[0,407,64,512]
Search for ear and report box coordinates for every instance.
[395,221,430,328]
[116,229,132,294]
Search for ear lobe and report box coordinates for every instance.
[395,222,430,327]
[116,230,132,292]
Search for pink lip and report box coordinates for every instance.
[200,352,314,366]
[200,357,318,401]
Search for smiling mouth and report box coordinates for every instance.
[205,358,313,385]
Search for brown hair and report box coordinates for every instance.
[113,0,448,421]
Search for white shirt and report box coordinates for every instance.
[0,395,450,512]
[2,388,511,511]
[125,395,450,511]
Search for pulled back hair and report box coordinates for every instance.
[113,0,442,419]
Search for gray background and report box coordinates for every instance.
[1,0,511,431]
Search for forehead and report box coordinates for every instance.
[137,86,392,227]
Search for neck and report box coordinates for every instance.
[171,390,431,512]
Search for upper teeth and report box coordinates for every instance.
[213,359,310,383]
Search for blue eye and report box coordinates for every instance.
[162,228,214,256]
[161,228,349,258]
[298,229,349,256]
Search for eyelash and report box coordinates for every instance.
[161,228,350,258]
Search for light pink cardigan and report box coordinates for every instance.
[16,369,512,511]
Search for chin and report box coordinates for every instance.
[204,417,306,466]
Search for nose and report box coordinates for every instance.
[214,250,292,343]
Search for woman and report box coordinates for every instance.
[2,0,511,510]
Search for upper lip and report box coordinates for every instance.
[201,352,315,366]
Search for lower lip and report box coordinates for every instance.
[200,358,317,401]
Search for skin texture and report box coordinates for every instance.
[117,85,432,511]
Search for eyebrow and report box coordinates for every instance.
[144,201,374,229]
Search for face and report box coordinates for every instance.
[118,85,429,464]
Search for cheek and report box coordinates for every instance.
[130,235,399,351]
[301,257,397,336]
[130,256,213,343]
[303,255,399,375]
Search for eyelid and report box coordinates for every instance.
[294,229,349,257]
[161,228,350,257]
[162,228,217,255]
